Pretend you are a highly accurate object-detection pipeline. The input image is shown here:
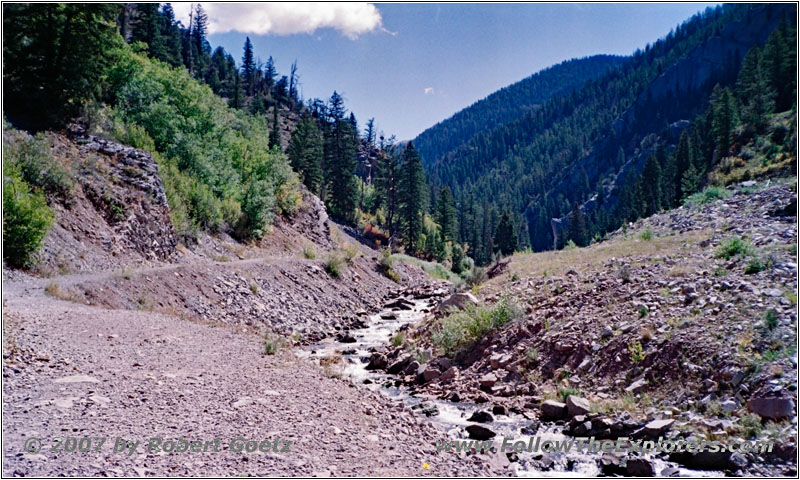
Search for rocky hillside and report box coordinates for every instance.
[376,180,797,475]
[5,131,437,343]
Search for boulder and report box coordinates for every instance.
[403,361,420,375]
[465,424,496,440]
[638,419,674,439]
[386,354,412,374]
[467,410,494,423]
[440,366,458,382]
[566,395,591,417]
[489,353,512,370]
[626,458,655,477]
[479,373,498,388]
[418,368,440,383]
[492,405,508,416]
[437,292,479,314]
[365,353,388,370]
[625,378,648,394]
[746,396,795,420]
[540,400,567,421]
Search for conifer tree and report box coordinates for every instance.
[567,202,589,247]
[242,37,255,95]
[436,186,457,242]
[495,211,517,255]
[398,142,427,251]
[287,116,324,194]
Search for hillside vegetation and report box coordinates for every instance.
[413,55,626,166]
[419,3,796,264]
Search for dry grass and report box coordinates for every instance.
[504,230,710,282]
[44,282,75,301]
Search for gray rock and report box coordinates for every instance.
[540,400,567,421]
[566,395,591,417]
[479,372,498,388]
[625,378,647,394]
[747,396,795,419]
[440,366,458,382]
[436,292,479,314]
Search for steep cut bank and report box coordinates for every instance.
[3,131,435,343]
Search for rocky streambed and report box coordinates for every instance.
[296,287,773,477]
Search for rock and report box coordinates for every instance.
[566,395,590,417]
[467,410,494,423]
[465,424,496,440]
[440,366,458,382]
[520,420,540,435]
[337,332,357,343]
[626,458,655,476]
[638,419,674,438]
[403,361,420,375]
[601,326,614,338]
[719,399,739,413]
[365,353,388,370]
[418,368,440,383]
[764,288,784,297]
[625,378,647,394]
[479,373,498,388]
[380,312,397,320]
[669,451,744,471]
[660,467,680,477]
[492,405,508,416]
[384,298,415,310]
[447,391,461,403]
[746,396,795,419]
[489,353,512,370]
[386,354,411,374]
[540,400,567,421]
[436,292,479,314]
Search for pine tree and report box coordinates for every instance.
[242,37,255,95]
[680,160,703,199]
[494,211,516,255]
[374,135,400,238]
[264,56,277,92]
[364,118,376,146]
[711,86,733,159]
[640,154,662,215]
[436,186,457,242]
[287,116,323,194]
[567,203,589,247]
[674,131,692,201]
[398,142,427,252]
[269,106,281,150]
[324,92,359,222]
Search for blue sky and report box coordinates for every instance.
[180,3,719,140]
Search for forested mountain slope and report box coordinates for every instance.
[413,55,626,167]
[421,3,796,259]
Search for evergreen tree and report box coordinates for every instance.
[264,56,277,92]
[640,154,662,215]
[364,118,376,146]
[494,211,517,255]
[287,116,323,194]
[374,135,400,237]
[269,106,281,150]
[567,203,589,247]
[398,142,427,251]
[436,186,457,242]
[241,37,255,95]
[674,131,692,201]
[680,160,703,198]
[324,92,359,222]
[711,86,733,158]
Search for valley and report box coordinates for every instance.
[2,3,797,478]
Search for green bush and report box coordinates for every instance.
[744,257,764,274]
[4,131,74,202]
[3,163,54,268]
[104,49,299,239]
[715,237,754,260]
[325,253,345,278]
[684,186,731,207]
[638,228,653,241]
[432,297,523,356]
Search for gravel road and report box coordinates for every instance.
[2,279,507,476]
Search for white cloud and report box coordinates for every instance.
[424,87,435,95]
[171,3,383,39]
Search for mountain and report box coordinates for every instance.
[413,55,626,167]
[418,3,796,257]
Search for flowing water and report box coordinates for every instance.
[298,293,714,477]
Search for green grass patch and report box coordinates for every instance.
[684,186,731,207]
[432,297,523,356]
[392,254,461,284]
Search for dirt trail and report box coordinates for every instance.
[2,281,505,476]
